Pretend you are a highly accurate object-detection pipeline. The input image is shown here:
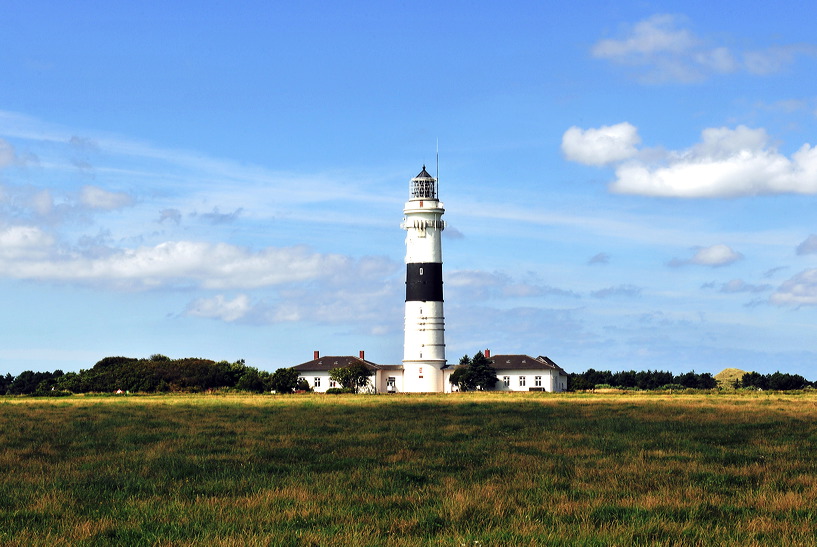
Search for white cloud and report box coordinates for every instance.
[0,238,393,291]
[742,45,817,75]
[796,235,817,255]
[185,272,401,329]
[592,14,814,83]
[186,294,252,322]
[80,185,134,210]
[593,14,697,59]
[771,269,817,306]
[561,123,640,166]
[0,225,55,259]
[612,126,817,197]
[563,123,817,198]
[592,14,721,83]
[670,244,743,267]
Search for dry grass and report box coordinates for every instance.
[1,391,816,545]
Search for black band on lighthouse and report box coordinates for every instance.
[405,262,443,302]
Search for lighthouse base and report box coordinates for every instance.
[401,359,447,392]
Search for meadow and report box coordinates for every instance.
[1,391,816,546]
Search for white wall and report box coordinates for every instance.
[493,369,563,392]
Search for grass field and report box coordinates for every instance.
[2,391,816,546]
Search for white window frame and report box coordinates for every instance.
[535,376,542,387]
[314,377,321,388]
[519,376,526,387]
[503,376,510,387]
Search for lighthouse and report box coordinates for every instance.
[401,166,446,392]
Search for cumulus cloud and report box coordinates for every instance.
[771,269,817,306]
[561,122,640,166]
[564,122,817,198]
[592,14,816,83]
[80,185,134,210]
[796,234,817,255]
[669,244,743,267]
[0,225,55,259]
[612,126,817,197]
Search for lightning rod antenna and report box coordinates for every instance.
[436,138,439,186]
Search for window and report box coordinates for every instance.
[519,376,526,387]
[329,380,337,388]
[387,377,396,387]
[419,366,423,379]
[419,267,424,275]
[314,377,321,388]
[535,376,542,387]
[503,376,510,388]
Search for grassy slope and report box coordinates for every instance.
[715,368,748,389]
[1,392,816,546]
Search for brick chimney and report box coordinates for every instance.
[359,350,365,360]
[485,349,491,358]
[313,350,319,360]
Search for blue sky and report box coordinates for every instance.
[2,0,817,377]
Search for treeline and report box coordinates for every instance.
[0,355,290,395]
[569,368,814,391]
[738,371,812,391]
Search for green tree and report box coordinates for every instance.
[329,362,372,393]
[449,351,498,391]
[236,369,266,392]
[0,373,12,394]
[449,366,476,391]
[269,367,301,394]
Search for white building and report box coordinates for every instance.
[292,350,567,393]
[292,351,403,393]
[481,351,567,392]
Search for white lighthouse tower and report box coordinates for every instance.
[401,166,446,392]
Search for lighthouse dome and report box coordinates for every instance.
[410,165,437,200]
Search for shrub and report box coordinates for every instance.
[325,387,356,394]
